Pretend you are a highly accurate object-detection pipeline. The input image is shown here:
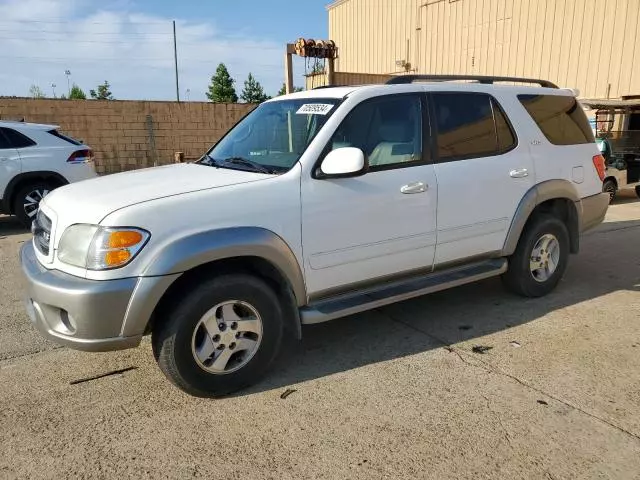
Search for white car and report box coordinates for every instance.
[0,121,97,226]
[20,75,609,397]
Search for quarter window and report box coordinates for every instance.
[432,93,516,161]
[518,94,594,145]
[328,94,423,170]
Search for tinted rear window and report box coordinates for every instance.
[432,93,517,161]
[0,127,36,148]
[48,129,82,145]
[518,94,594,145]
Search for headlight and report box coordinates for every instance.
[58,225,150,270]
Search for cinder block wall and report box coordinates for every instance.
[0,99,256,174]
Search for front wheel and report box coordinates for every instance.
[152,273,284,397]
[635,185,640,199]
[14,182,52,227]
[502,215,570,298]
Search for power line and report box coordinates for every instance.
[0,28,172,36]
[0,19,169,25]
[0,36,172,44]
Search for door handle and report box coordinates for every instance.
[401,182,427,194]
[510,168,529,178]
[0,157,9,162]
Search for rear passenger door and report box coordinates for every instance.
[430,92,534,265]
[0,128,23,199]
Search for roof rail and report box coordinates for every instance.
[386,75,558,89]
[312,84,346,90]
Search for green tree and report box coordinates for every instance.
[277,83,304,96]
[29,85,46,99]
[206,63,238,103]
[240,73,270,103]
[69,84,87,100]
[90,81,114,100]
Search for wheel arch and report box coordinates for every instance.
[503,180,582,256]
[3,171,68,214]
[136,227,307,340]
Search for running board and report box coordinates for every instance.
[300,258,508,325]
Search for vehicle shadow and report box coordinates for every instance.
[239,218,640,397]
[0,216,27,237]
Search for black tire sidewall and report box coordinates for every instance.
[14,182,51,227]
[153,274,283,397]
[507,216,570,297]
[603,180,616,203]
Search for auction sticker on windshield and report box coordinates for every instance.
[296,104,334,115]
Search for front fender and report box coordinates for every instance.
[142,227,307,306]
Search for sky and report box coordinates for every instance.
[0,0,329,101]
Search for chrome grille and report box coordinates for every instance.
[32,210,52,256]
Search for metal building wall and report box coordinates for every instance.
[328,0,640,98]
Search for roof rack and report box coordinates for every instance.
[386,75,558,89]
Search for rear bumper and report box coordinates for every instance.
[581,192,609,232]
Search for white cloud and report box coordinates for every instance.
[0,0,296,100]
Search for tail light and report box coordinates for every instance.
[592,154,606,181]
[67,149,94,164]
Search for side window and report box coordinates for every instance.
[0,130,10,149]
[518,94,595,145]
[329,94,423,170]
[493,99,517,153]
[0,128,36,149]
[433,93,498,161]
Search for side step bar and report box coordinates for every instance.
[300,258,508,325]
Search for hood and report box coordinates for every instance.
[43,163,273,224]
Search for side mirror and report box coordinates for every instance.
[319,147,366,178]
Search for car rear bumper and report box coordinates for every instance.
[20,241,142,352]
[581,192,609,232]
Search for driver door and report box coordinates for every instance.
[301,93,438,298]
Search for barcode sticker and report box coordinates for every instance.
[296,104,334,115]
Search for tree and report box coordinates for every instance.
[206,63,238,103]
[29,85,46,99]
[90,81,114,100]
[277,83,304,96]
[69,84,87,100]
[240,73,270,103]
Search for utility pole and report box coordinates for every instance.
[173,20,180,102]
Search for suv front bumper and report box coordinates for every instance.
[20,242,177,352]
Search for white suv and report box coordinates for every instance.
[0,121,96,226]
[20,75,609,397]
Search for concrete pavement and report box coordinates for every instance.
[1,193,639,479]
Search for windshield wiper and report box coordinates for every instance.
[221,157,275,174]
[200,153,219,167]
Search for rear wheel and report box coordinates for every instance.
[13,182,52,227]
[603,179,617,204]
[502,215,570,298]
[152,273,284,397]
[635,185,640,199]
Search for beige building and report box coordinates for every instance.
[323,0,640,100]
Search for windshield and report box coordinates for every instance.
[201,98,339,173]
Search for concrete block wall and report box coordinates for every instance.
[0,99,256,174]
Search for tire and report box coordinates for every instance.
[603,179,617,204]
[13,182,53,227]
[635,185,640,199]
[152,273,284,398]
[502,215,570,298]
